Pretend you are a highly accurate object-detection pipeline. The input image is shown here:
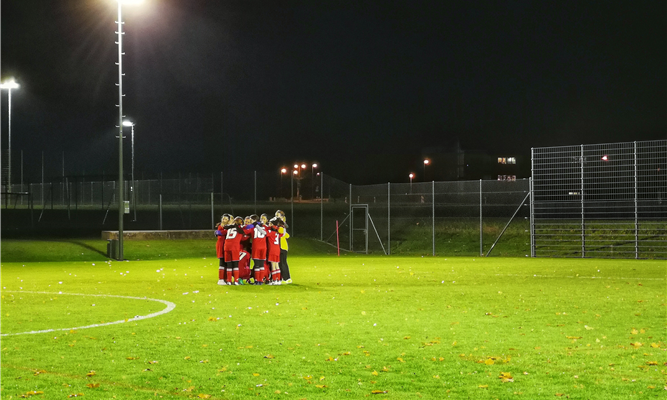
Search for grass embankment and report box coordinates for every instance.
[0,238,337,263]
[1,252,664,399]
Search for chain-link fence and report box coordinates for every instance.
[531,140,667,259]
[2,172,531,256]
[3,140,664,259]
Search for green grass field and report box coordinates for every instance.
[1,239,665,399]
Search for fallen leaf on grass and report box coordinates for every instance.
[264,354,275,359]
[20,391,44,398]
[650,343,660,348]
[197,395,211,399]
[315,385,327,389]
[397,357,404,363]
[253,373,260,376]
[148,360,159,364]
[371,390,388,394]
[33,369,47,376]
[86,371,96,377]
[126,357,138,360]
[499,372,514,383]
[371,371,379,376]
[630,342,643,348]
[478,385,488,389]
[67,394,84,398]
[85,383,100,388]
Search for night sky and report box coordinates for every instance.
[1,0,665,184]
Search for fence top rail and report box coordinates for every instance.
[532,139,666,152]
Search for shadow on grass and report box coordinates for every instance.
[67,240,107,258]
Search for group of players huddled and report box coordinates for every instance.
[215,210,291,285]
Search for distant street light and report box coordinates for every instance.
[409,173,414,194]
[115,0,144,261]
[1,78,20,192]
[311,163,318,199]
[123,120,136,221]
[423,159,430,180]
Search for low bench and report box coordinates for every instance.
[102,230,214,241]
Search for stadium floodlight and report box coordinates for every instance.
[0,78,19,193]
[281,168,287,174]
[114,0,144,261]
[301,163,307,169]
[409,173,414,193]
[601,155,609,161]
[293,164,299,169]
[293,170,298,175]
[423,159,430,180]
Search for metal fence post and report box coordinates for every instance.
[291,172,294,236]
[480,179,483,256]
[320,172,324,241]
[634,141,638,259]
[529,176,535,257]
[387,182,391,255]
[530,148,535,257]
[254,170,257,214]
[211,192,214,229]
[432,180,435,256]
[580,144,585,258]
[159,194,163,230]
[349,183,352,251]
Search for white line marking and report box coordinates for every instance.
[494,274,664,281]
[0,291,176,337]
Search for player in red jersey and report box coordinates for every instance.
[216,214,232,285]
[223,216,246,285]
[266,217,283,285]
[259,213,271,282]
[240,216,253,253]
[246,214,267,285]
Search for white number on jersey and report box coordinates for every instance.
[274,234,280,245]
[226,229,237,240]
[254,227,266,239]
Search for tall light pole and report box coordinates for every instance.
[311,163,318,199]
[115,0,143,260]
[409,173,414,194]
[1,78,19,193]
[423,159,430,180]
[123,120,136,221]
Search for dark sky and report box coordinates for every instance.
[2,0,665,183]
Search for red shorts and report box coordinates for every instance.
[267,248,280,263]
[252,247,266,260]
[224,248,240,262]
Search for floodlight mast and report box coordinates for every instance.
[1,78,20,193]
[117,0,125,260]
[115,0,143,260]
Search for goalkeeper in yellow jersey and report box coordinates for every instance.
[275,210,291,284]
